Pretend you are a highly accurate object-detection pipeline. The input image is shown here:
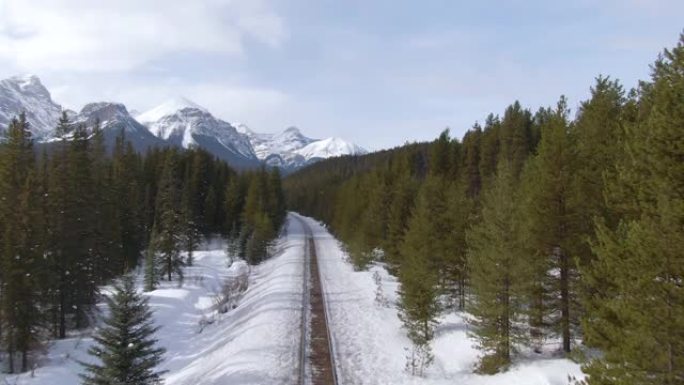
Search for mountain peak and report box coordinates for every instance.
[80,101,129,115]
[3,74,51,100]
[164,96,206,112]
[295,136,367,159]
[8,74,42,87]
[283,126,301,135]
[0,74,61,139]
[137,99,257,163]
[76,102,140,132]
[137,97,207,124]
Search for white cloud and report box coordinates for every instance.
[0,0,286,72]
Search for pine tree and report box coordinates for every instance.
[429,129,452,177]
[203,187,218,232]
[80,274,166,385]
[461,125,482,198]
[581,33,684,385]
[240,170,282,264]
[46,113,72,338]
[12,170,44,372]
[398,248,439,377]
[224,176,246,239]
[143,246,159,292]
[443,181,472,311]
[519,97,580,353]
[573,76,625,231]
[45,119,98,336]
[112,133,145,273]
[478,114,500,185]
[466,163,527,373]
[188,151,209,232]
[66,124,98,330]
[90,120,122,282]
[151,152,184,282]
[180,174,200,266]
[397,177,444,375]
[498,101,533,178]
[242,170,267,228]
[266,167,287,231]
[0,228,18,372]
[383,154,417,270]
[244,211,275,264]
[0,113,40,372]
[358,170,391,258]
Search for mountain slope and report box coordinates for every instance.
[241,126,317,158]
[74,102,167,152]
[138,98,260,169]
[237,125,315,170]
[0,75,62,139]
[295,137,366,159]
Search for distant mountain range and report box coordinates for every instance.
[0,75,367,171]
[236,124,366,170]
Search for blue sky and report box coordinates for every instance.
[1,0,682,150]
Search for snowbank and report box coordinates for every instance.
[4,216,308,385]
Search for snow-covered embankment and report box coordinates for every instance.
[5,215,307,385]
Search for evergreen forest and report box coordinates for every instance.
[0,113,286,373]
[285,34,684,382]
[0,26,682,385]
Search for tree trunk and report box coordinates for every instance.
[502,273,511,362]
[8,339,15,374]
[75,303,82,330]
[59,284,66,339]
[558,246,571,353]
[530,282,544,353]
[0,287,3,354]
[21,349,28,373]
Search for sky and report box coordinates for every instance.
[0,0,682,151]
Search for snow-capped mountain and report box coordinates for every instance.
[73,102,166,152]
[0,74,367,171]
[0,75,62,139]
[237,125,366,172]
[240,126,316,158]
[237,125,314,170]
[137,98,259,168]
[295,137,367,159]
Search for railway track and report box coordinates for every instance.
[296,216,338,385]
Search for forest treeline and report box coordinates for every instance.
[0,114,286,373]
[285,34,684,382]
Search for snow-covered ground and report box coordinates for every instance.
[3,213,585,385]
[293,213,585,385]
[3,216,308,385]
